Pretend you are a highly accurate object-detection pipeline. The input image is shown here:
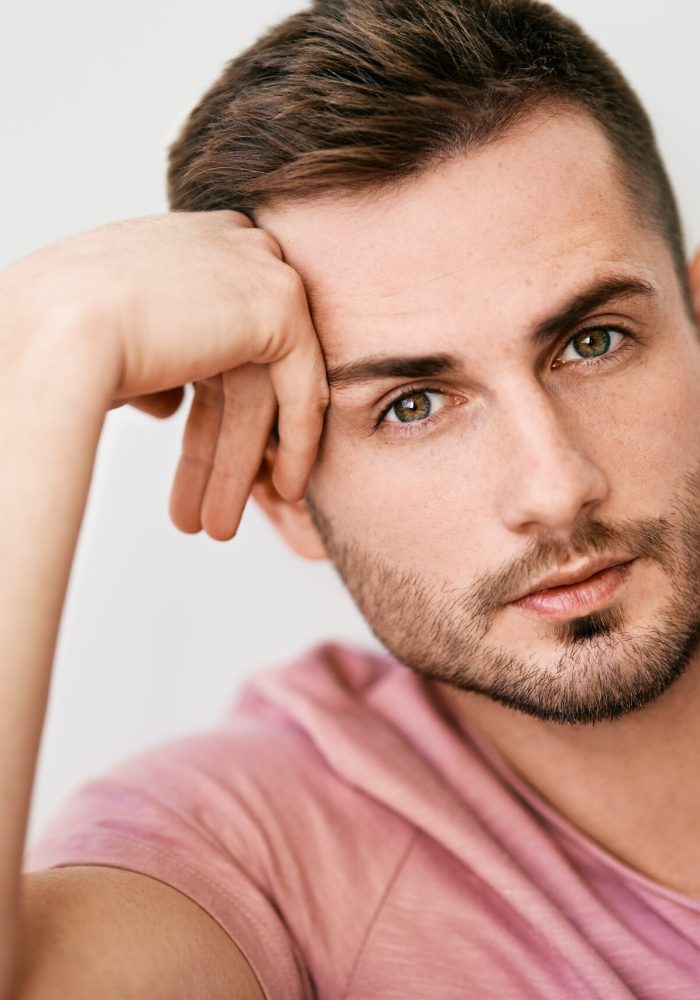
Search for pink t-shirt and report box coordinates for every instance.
[24,642,700,999]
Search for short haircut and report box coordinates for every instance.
[167,0,689,298]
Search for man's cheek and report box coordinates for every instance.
[317,444,485,566]
[608,362,700,506]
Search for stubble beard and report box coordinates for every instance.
[306,463,700,725]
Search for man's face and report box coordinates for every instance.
[257,108,700,725]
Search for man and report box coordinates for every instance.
[3,0,700,997]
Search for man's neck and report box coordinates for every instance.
[437,658,700,900]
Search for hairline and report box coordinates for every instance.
[253,98,694,321]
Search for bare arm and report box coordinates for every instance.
[16,867,265,1000]
[0,303,113,997]
[0,211,328,999]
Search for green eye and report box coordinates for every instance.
[560,327,622,363]
[385,389,441,424]
[574,328,611,357]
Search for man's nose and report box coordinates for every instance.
[494,382,609,535]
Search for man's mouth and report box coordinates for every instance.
[510,559,637,621]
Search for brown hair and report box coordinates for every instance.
[167,0,688,294]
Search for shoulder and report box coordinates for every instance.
[24,642,413,999]
[17,865,266,1000]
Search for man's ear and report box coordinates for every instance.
[689,249,700,321]
[251,441,329,560]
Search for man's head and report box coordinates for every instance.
[168,0,700,726]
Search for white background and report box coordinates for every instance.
[1,1,697,846]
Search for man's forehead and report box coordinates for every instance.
[256,108,667,359]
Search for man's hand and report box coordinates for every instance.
[1,210,329,539]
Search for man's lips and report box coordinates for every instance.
[512,556,636,601]
[510,559,637,621]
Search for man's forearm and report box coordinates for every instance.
[0,296,115,997]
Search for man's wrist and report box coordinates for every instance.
[0,272,119,418]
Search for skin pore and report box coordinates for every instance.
[254,107,700,898]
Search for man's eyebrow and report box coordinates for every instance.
[326,353,460,389]
[325,274,658,390]
[530,274,658,347]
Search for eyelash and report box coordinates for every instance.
[372,324,637,435]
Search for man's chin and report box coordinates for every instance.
[391,611,700,726]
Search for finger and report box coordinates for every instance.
[127,387,185,418]
[200,364,277,540]
[168,377,224,533]
[107,387,185,417]
[269,334,329,501]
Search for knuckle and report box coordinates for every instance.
[304,379,330,412]
[217,208,254,230]
[315,389,331,411]
[274,264,308,317]
[250,226,283,257]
